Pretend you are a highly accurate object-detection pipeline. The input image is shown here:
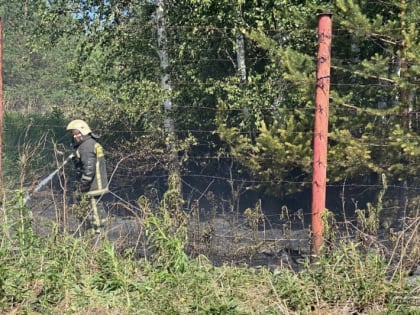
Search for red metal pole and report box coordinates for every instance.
[311,13,332,256]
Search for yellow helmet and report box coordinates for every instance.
[66,119,92,136]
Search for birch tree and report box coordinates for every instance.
[30,0,420,207]
[155,0,182,211]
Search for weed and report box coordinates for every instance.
[143,200,189,273]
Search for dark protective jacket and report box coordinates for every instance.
[73,135,109,196]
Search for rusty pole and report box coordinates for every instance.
[311,13,332,256]
[0,18,3,200]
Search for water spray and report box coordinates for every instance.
[24,153,74,204]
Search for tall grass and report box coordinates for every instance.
[0,190,418,314]
[1,111,418,314]
[3,108,68,190]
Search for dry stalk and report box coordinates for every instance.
[387,214,420,282]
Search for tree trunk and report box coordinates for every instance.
[236,29,246,82]
[398,0,412,130]
[155,0,182,211]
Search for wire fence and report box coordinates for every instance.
[1,4,419,275]
[22,144,419,272]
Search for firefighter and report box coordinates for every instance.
[66,119,109,235]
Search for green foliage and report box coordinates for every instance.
[2,0,420,208]
[90,239,139,293]
[2,1,420,312]
[143,199,189,274]
[387,125,420,182]
[212,0,420,200]
[3,109,67,187]
[271,241,394,312]
[355,174,388,235]
[1,0,82,112]
[218,117,313,196]
[0,191,417,313]
[2,191,35,251]
[328,128,380,182]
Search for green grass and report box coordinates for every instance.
[0,192,418,315]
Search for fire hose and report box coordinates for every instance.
[24,153,74,204]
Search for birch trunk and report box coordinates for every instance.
[155,0,182,211]
[236,30,246,83]
[236,5,249,124]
